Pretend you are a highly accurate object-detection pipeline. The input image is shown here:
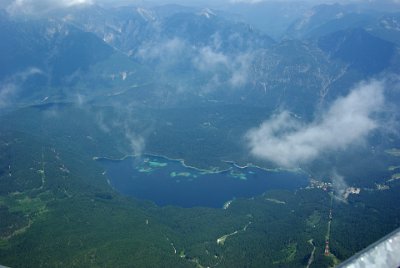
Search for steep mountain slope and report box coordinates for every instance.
[318,28,397,76]
[285,2,400,47]
[222,1,312,40]
[0,13,113,83]
[286,3,373,39]
[0,12,153,107]
[366,12,400,45]
[63,4,275,55]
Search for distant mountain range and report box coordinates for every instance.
[1,2,399,114]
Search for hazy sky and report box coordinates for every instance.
[4,0,400,11]
[98,0,400,7]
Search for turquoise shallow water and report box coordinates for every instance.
[97,155,309,208]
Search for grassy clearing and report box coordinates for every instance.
[306,211,321,227]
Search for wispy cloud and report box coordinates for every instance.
[193,47,230,71]
[193,46,253,88]
[228,52,253,87]
[137,38,188,62]
[93,105,148,157]
[95,112,111,133]
[331,170,348,201]
[124,125,146,157]
[136,37,254,92]
[0,68,43,109]
[0,83,17,109]
[246,80,385,168]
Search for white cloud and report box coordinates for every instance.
[246,80,385,168]
[0,68,43,109]
[228,52,252,87]
[193,47,230,71]
[137,38,188,61]
[193,46,253,88]
[137,38,253,91]
[7,0,93,15]
[331,171,348,201]
[17,67,43,80]
[74,93,86,107]
[124,127,145,157]
[95,112,111,133]
[93,105,147,157]
[0,83,17,109]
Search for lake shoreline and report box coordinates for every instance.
[93,153,309,177]
[95,153,310,208]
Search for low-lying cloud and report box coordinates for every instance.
[0,83,17,109]
[246,80,385,167]
[136,37,254,91]
[93,105,147,157]
[193,45,253,88]
[137,38,188,62]
[194,47,230,71]
[124,127,145,157]
[331,170,348,200]
[0,68,43,109]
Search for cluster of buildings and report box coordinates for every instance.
[307,179,361,199]
[307,179,332,191]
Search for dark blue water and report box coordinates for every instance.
[97,155,308,208]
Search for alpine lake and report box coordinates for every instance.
[96,155,309,208]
